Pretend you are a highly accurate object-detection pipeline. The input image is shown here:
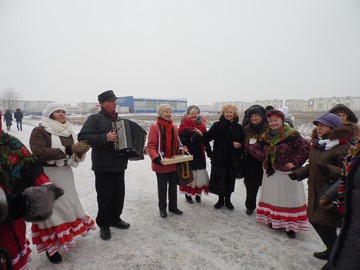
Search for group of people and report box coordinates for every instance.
[1,89,359,270]
[148,100,360,270]
[2,108,23,132]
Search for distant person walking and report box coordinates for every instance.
[14,108,23,131]
[3,109,13,131]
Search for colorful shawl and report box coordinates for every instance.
[0,132,38,192]
[259,124,299,176]
[337,139,360,214]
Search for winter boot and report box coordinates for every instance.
[314,249,330,260]
[225,195,234,210]
[286,230,296,239]
[185,195,193,204]
[46,251,62,264]
[195,195,201,203]
[214,196,224,209]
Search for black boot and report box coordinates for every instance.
[159,209,167,218]
[46,251,62,264]
[286,230,296,239]
[185,195,193,204]
[195,195,201,203]
[225,195,234,210]
[314,249,330,260]
[214,196,224,209]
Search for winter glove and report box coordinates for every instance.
[288,172,298,181]
[71,141,90,155]
[316,164,330,178]
[319,194,335,210]
[22,184,64,222]
[153,156,163,166]
[0,187,8,222]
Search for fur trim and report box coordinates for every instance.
[0,187,8,222]
[311,123,358,140]
[22,185,64,222]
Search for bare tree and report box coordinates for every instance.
[0,87,22,112]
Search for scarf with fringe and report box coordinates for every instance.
[39,117,80,167]
[337,139,360,214]
[157,117,179,158]
[259,124,300,176]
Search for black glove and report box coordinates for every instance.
[288,172,298,180]
[153,156,163,166]
[22,184,64,222]
[316,164,330,178]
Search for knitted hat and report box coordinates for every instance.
[265,109,284,122]
[157,104,171,117]
[329,104,358,124]
[42,102,67,118]
[186,105,200,115]
[313,113,343,128]
[98,90,117,103]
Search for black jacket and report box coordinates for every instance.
[204,116,244,195]
[330,156,360,269]
[78,109,128,172]
[243,121,267,187]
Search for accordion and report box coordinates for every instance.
[112,119,147,160]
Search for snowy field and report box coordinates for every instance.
[8,118,327,270]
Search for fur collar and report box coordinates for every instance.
[311,122,358,140]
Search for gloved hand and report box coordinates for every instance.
[288,172,298,180]
[319,194,334,209]
[153,156,163,166]
[22,184,64,222]
[0,187,8,222]
[316,164,330,178]
[72,141,91,155]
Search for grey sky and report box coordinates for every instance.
[1,0,359,105]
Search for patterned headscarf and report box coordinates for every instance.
[259,124,300,176]
[0,132,38,193]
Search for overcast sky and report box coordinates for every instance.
[0,0,359,106]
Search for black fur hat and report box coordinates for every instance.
[329,104,358,124]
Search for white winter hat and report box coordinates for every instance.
[42,102,67,118]
[157,104,171,117]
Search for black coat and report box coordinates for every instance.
[179,130,211,171]
[78,109,128,172]
[204,116,244,196]
[14,111,23,122]
[330,156,360,269]
[243,121,267,187]
[3,112,12,126]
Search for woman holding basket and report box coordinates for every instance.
[147,104,184,218]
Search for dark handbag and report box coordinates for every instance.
[177,161,194,186]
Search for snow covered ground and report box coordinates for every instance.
[9,119,326,270]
